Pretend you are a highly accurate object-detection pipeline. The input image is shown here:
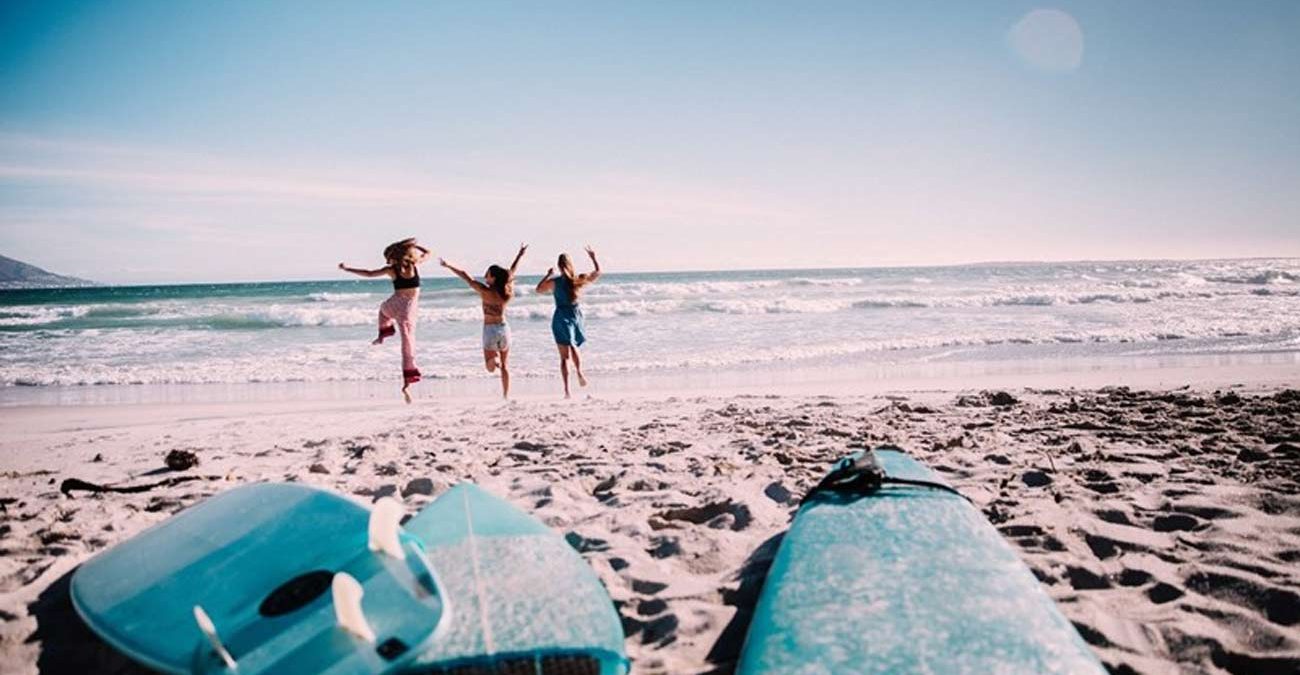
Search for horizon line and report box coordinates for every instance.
[5,253,1295,290]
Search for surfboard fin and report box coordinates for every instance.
[332,572,376,644]
[193,605,237,670]
[368,497,406,560]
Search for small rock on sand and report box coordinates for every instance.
[1022,470,1053,487]
[990,391,1019,407]
[164,449,199,471]
[402,478,435,497]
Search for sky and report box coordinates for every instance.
[1,1,1298,284]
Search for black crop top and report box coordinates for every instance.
[392,265,420,290]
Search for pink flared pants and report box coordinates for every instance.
[377,292,420,384]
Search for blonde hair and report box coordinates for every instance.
[557,253,578,303]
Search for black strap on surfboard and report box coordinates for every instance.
[802,450,969,504]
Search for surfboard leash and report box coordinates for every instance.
[802,450,970,504]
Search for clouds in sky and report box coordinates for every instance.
[1,2,1297,283]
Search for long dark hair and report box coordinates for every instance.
[383,239,416,267]
[557,253,578,303]
[379,241,405,265]
[487,265,513,302]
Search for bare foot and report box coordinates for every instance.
[577,373,588,387]
[402,386,412,404]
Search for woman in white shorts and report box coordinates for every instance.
[440,244,527,399]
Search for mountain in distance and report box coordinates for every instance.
[0,254,98,289]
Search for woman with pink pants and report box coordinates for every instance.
[339,237,430,403]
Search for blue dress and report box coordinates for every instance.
[551,276,586,347]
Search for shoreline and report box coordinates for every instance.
[2,348,1297,410]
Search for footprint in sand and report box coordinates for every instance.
[621,611,679,646]
[1084,533,1139,560]
[1117,568,1153,587]
[646,536,681,559]
[0,561,55,593]
[1185,571,1300,627]
[1170,503,1240,521]
[1094,509,1134,525]
[564,531,610,554]
[1066,566,1112,590]
[1147,582,1184,604]
[1152,513,1202,532]
[630,578,668,595]
[636,598,669,615]
[653,500,753,532]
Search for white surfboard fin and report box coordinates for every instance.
[332,572,376,644]
[368,497,406,560]
[193,605,237,670]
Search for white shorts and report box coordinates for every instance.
[482,322,510,352]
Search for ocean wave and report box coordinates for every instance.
[851,299,929,309]
[583,276,866,298]
[306,292,375,302]
[1204,269,1298,285]
[4,321,1297,388]
[698,298,854,315]
[0,306,90,326]
[786,277,864,287]
[991,295,1055,307]
[584,279,785,298]
[1,282,1292,333]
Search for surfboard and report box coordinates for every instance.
[71,482,447,674]
[737,447,1105,674]
[403,483,629,675]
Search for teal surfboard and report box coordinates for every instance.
[71,483,447,674]
[738,448,1105,674]
[403,483,629,675]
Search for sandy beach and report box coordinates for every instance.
[5,0,1300,672]
[2,381,1298,674]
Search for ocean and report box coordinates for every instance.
[2,258,1298,402]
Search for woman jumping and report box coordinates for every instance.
[536,245,601,398]
[440,244,528,399]
[339,238,430,403]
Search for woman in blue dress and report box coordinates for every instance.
[535,246,601,398]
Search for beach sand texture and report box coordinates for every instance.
[2,387,1298,674]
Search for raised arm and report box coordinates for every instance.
[582,245,602,283]
[410,240,432,264]
[338,262,391,278]
[535,267,556,294]
[509,243,528,277]
[439,258,489,292]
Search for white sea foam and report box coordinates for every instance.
[0,306,90,326]
[3,258,1298,388]
[306,292,375,302]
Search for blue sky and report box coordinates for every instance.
[1,1,1297,283]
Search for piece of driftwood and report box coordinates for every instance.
[59,475,210,497]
